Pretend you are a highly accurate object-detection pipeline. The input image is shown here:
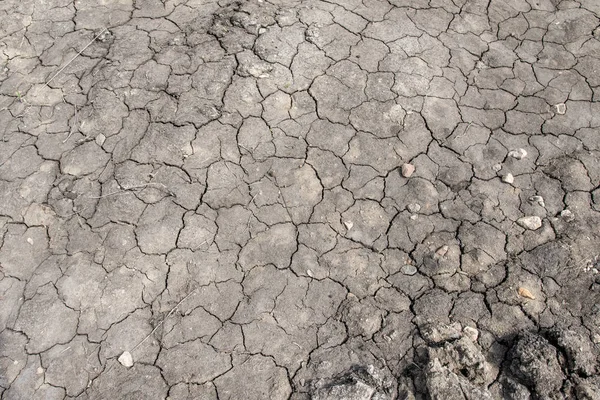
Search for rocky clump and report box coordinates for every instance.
[399,325,599,400]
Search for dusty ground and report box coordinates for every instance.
[1,0,600,399]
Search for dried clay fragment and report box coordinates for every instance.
[518,287,535,300]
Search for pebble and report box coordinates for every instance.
[463,326,479,342]
[560,209,574,220]
[517,216,542,230]
[502,173,514,184]
[529,195,545,207]
[435,245,449,258]
[554,103,566,115]
[95,133,106,146]
[508,148,527,160]
[593,334,600,344]
[401,264,417,276]
[492,164,502,172]
[118,351,134,368]
[410,215,418,220]
[344,221,353,230]
[407,203,421,213]
[401,163,415,178]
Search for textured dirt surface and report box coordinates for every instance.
[1,0,600,399]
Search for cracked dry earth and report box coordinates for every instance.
[2,0,600,399]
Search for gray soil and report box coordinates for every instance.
[1,0,600,399]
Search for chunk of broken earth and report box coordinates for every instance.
[508,148,527,160]
[517,287,535,300]
[553,103,566,115]
[118,351,134,368]
[420,322,462,344]
[401,264,417,276]
[502,173,514,184]
[517,216,542,230]
[401,163,415,178]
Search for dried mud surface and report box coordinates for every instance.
[1,0,600,399]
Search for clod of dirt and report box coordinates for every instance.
[310,365,396,400]
[508,332,565,398]
[420,322,462,345]
[548,328,597,376]
[426,358,493,400]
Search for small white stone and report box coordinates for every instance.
[27,237,34,245]
[517,216,542,230]
[258,27,266,34]
[502,173,514,184]
[306,269,314,277]
[463,326,479,342]
[407,203,421,213]
[344,221,353,230]
[95,133,106,146]
[529,195,545,207]
[508,148,527,160]
[554,103,566,115]
[410,214,418,220]
[560,209,574,219]
[118,351,134,368]
[492,164,502,172]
